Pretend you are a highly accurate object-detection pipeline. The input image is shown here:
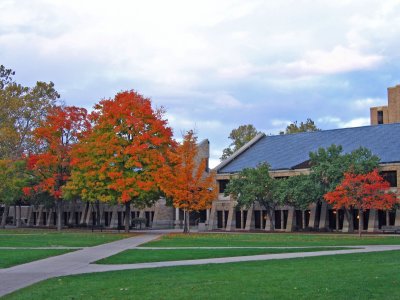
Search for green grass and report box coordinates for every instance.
[0,249,74,268]
[0,229,132,247]
[144,233,400,247]
[5,250,400,299]
[96,247,351,264]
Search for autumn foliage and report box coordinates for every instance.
[65,90,175,231]
[324,169,397,235]
[158,130,217,232]
[24,106,91,199]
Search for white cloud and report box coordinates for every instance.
[318,116,370,128]
[352,98,386,111]
[271,119,291,127]
[282,46,383,76]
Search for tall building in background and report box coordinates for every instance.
[371,84,400,125]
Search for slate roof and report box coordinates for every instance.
[217,123,400,173]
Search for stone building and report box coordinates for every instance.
[371,84,400,125]
[209,123,400,233]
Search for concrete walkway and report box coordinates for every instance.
[2,235,400,297]
[0,234,161,297]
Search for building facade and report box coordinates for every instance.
[209,123,400,233]
[371,84,400,125]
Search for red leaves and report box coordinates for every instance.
[65,90,175,204]
[324,169,397,211]
[25,106,91,200]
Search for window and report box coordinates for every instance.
[381,171,397,187]
[274,176,289,180]
[218,179,230,193]
[377,110,384,124]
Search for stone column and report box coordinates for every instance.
[225,202,236,231]
[319,201,329,230]
[109,206,119,229]
[26,205,34,227]
[46,209,53,227]
[285,207,296,232]
[207,202,217,230]
[36,206,43,226]
[16,205,21,228]
[368,209,379,232]
[264,212,272,231]
[308,203,317,228]
[245,205,255,231]
[85,205,93,226]
[80,203,88,225]
[395,209,400,226]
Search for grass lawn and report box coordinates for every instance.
[5,250,400,299]
[96,247,351,264]
[0,249,74,268]
[144,233,400,247]
[0,229,132,247]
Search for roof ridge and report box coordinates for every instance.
[267,122,400,138]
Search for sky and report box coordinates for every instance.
[1,0,399,167]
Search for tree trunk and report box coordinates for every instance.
[56,199,63,231]
[124,201,131,233]
[183,209,190,234]
[1,204,9,228]
[358,209,363,237]
[267,208,275,231]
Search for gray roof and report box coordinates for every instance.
[217,123,400,173]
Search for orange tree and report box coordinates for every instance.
[324,169,397,236]
[158,130,217,233]
[24,106,91,231]
[65,90,175,232]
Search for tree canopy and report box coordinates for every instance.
[0,65,60,159]
[325,170,397,236]
[224,163,278,230]
[280,118,320,135]
[220,124,261,161]
[158,130,217,233]
[65,90,175,232]
[24,106,91,230]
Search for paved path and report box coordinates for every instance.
[2,236,400,297]
[0,234,161,297]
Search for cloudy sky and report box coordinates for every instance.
[1,0,399,167]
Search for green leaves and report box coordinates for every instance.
[220,124,260,161]
[225,163,277,209]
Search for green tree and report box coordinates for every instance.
[0,159,27,228]
[220,124,260,161]
[0,65,60,159]
[224,163,278,230]
[309,145,380,231]
[275,174,321,210]
[280,118,320,135]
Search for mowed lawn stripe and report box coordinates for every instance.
[144,233,400,247]
[95,247,352,264]
[0,249,75,268]
[0,231,132,247]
